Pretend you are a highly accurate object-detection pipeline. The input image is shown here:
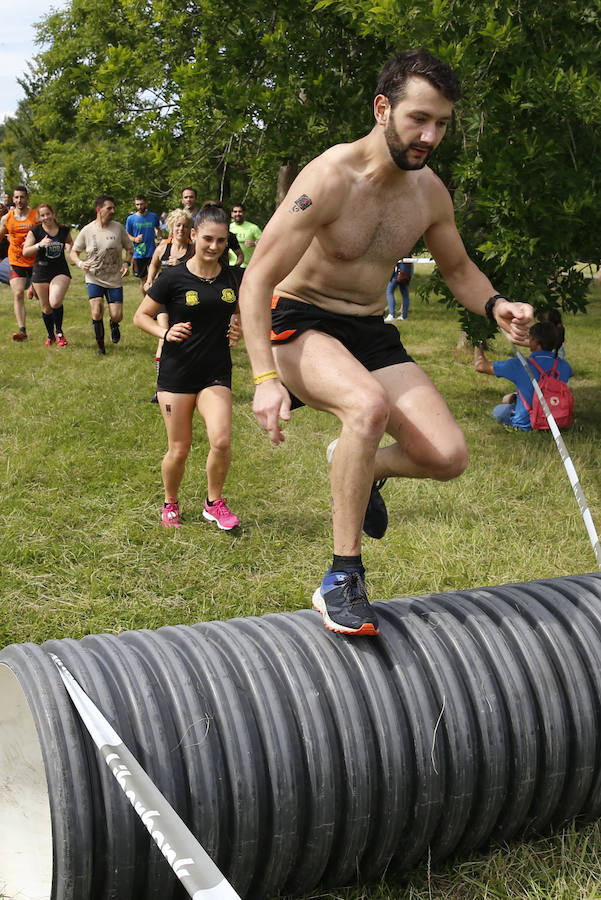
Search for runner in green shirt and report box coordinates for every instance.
[230,204,262,267]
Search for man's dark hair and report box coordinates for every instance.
[95,194,115,209]
[135,194,147,202]
[232,203,245,211]
[529,321,558,352]
[375,49,462,107]
[13,185,29,195]
[182,186,197,198]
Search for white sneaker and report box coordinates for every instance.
[384,313,395,322]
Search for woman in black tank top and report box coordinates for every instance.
[21,203,73,347]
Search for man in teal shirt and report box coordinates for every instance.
[230,204,262,268]
[126,195,160,293]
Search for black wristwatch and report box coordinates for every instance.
[485,293,510,323]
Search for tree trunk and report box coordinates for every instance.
[456,330,470,350]
[276,163,298,208]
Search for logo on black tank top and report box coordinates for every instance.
[46,241,63,259]
[221,288,236,304]
[185,291,199,306]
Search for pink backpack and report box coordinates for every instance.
[519,357,573,430]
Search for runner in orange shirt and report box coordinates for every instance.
[0,186,36,340]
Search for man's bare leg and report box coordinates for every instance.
[274,331,390,555]
[274,336,468,635]
[371,362,468,482]
[274,330,388,635]
[10,276,27,340]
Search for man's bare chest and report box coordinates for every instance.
[321,189,429,262]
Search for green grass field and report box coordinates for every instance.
[1,270,600,898]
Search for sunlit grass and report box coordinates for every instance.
[0,272,600,898]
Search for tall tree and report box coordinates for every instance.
[17,0,385,222]
[1,117,29,193]
[14,0,601,333]
[319,0,601,338]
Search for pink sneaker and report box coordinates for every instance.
[44,336,56,347]
[56,333,68,347]
[161,501,181,528]
[203,498,240,530]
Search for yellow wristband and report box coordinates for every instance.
[253,369,279,385]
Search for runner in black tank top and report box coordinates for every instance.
[21,203,73,347]
[133,205,243,531]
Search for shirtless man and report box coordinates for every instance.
[0,186,37,340]
[240,49,534,637]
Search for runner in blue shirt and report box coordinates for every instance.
[126,195,160,294]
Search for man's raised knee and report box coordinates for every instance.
[344,384,390,437]
[433,442,468,481]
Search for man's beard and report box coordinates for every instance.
[385,118,433,171]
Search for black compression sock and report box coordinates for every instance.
[92,319,104,341]
[42,312,55,338]
[52,304,64,333]
[332,554,364,576]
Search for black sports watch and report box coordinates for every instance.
[485,293,510,323]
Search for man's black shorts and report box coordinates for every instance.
[271,295,414,371]
[10,265,33,285]
[133,257,151,279]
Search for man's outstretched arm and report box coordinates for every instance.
[425,189,534,344]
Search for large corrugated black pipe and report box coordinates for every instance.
[1,572,601,899]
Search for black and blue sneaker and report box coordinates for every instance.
[363,479,388,539]
[312,568,379,636]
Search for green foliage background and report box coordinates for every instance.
[4,0,601,338]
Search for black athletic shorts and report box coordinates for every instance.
[270,295,414,371]
[32,259,71,283]
[157,372,232,395]
[10,265,33,284]
[133,257,151,279]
